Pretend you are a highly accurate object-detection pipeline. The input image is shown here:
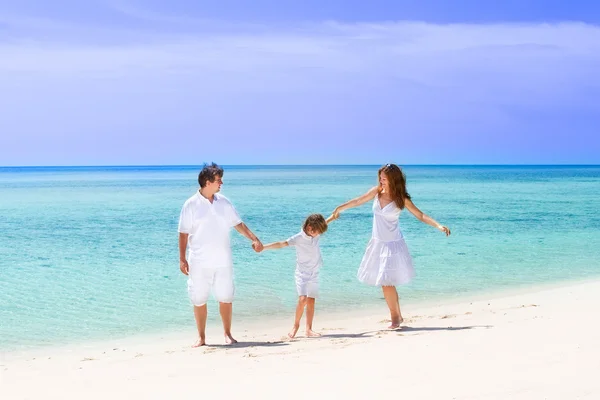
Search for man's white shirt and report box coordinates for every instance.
[178,192,242,268]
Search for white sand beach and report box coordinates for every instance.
[2,280,599,400]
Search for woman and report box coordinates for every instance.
[331,163,450,329]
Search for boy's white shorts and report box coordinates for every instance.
[295,269,319,298]
[187,264,235,306]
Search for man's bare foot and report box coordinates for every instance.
[288,325,300,339]
[388,317,404,329]
[224,333,238,345]
[192,338,206,348]
[306,329,322,337]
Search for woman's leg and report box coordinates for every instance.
[382,286,403,328]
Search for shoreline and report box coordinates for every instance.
[3,277,600,399]
[3,275,598,362]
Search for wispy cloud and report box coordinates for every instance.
[0,6,598,164]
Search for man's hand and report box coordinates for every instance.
[180,259,189,275]
[252,239,264,253]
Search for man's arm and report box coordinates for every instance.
[179,233,189,275]
[234,222,263,252]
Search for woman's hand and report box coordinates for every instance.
[438,225,451,236]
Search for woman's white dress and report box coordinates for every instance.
[357,195,415,286]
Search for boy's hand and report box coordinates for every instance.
[179,259,189,275]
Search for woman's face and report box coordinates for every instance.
[379,172,390,192]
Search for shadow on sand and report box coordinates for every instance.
[318,325,493,339]
[207,341,290,349]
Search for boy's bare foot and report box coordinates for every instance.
[388,317,404,329]
[306,329,321,337]
[192,339,206,348]
[288,325,300,339]
[224,333,238,345]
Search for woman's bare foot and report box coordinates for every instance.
[288,324,300,339]
[388,317,404,329]
[192,338,206,348]
[224,333,238,345]
[306,329,322,337]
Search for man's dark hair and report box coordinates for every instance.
[198,162,224,188]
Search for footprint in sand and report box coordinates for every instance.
[520,304,539,308]
[440,314,456,319]
[134,353,143,358]
[331,338,348,345]
[81,357,96,362]
[165,350,175,354]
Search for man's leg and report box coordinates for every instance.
[215,267,237,344]
[192,305,208,347]
[188,265,211,347]
[219,302,237,344]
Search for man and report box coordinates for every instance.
[178,162,263,347]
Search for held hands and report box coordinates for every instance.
[252,239,264,253]
[179,259,189,275]
[330,208,341,220]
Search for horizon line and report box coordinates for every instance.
[1,163,600,168]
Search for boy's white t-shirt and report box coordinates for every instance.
[286,230,323,272]
[178,192,242,268]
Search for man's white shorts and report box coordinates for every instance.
[187,265,235,306]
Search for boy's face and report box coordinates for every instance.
[306,226,321,237]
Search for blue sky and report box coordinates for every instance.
[1,1,599,165]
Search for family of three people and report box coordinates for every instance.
[178,163,451,347]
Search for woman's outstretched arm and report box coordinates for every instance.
[332,186,380,219]
[404,198,451,236]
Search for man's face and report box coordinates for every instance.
[206,175,223,193]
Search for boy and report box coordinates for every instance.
[261,213,335,338]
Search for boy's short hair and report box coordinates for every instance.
[303,214,328,235]
[198,162,224,188]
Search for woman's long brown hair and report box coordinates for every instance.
[378,163,411,209]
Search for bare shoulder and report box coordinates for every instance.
[403,197,419,213]
[366,186,380,197]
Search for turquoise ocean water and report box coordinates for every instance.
[1,165,599,352]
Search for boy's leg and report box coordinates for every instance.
[305,297,321,337]
[289,296,308,338]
